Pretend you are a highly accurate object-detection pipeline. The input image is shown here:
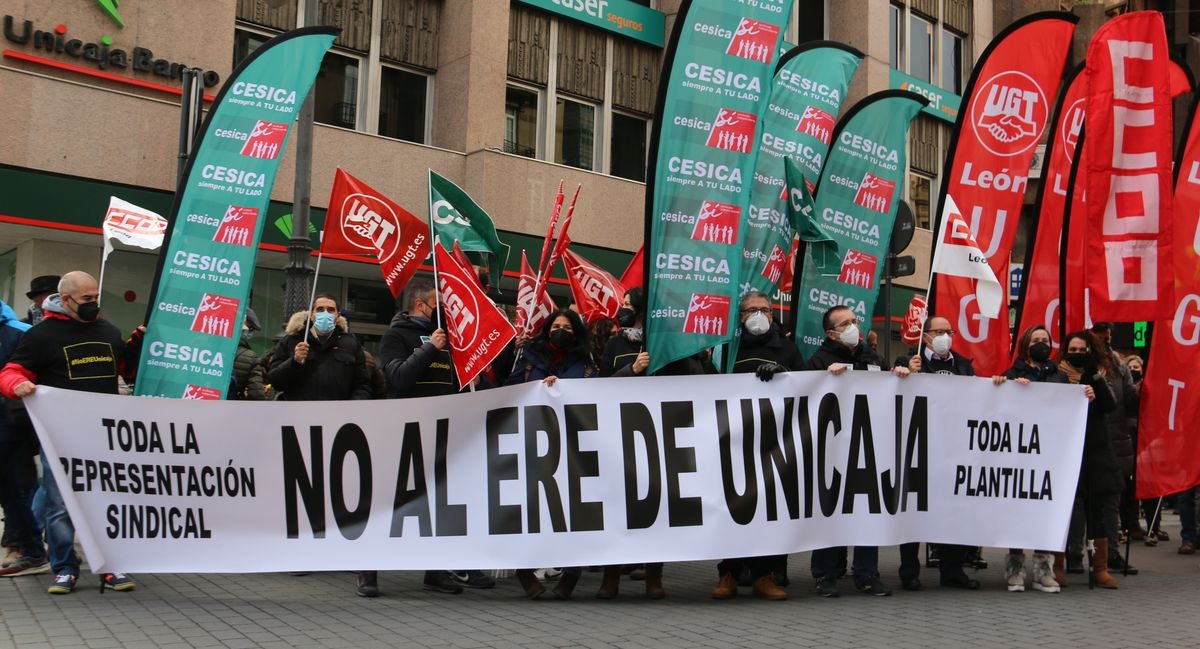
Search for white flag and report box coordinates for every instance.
[931,195,1002,318]
[102,196,167,258]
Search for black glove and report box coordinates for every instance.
[755,363,785,382]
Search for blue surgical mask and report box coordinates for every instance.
[313,311,336,334]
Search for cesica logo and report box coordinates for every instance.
[971,71,1048,157]
[853,172,895,213]
[762,244,787,285]
[181,385,221,400]
[726,18,778,64]
[339,194,400,258]
[837,250,878,290]
[683,293,730,336]
[691,200,740,245]
[213,206,258,247]
[796,105,835,145]
[190,294,240,339]
[240,120,289,160]
[706,108,756,154]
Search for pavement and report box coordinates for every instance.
[1,513,1197,649]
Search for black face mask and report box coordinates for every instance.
[616,307,636,328]
[549,329,575,349]
[1131,370,1143,382]
[75,300,100,322]
[1066,352,1091,369]
[1029,342,1052,363]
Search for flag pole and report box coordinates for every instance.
[427,170,444,333]
[302,250,324,344]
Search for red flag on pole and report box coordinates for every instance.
[931,13,1077,376]
[450,241,482,290]
[1082,11,1178,323]
[516,250,555,337]
[539,181,565,273]
[323,168,429,297]
[433,244,516,388]
[901,294,928,346]
[1136,91,1200,498]
[619,245,644,290]
[563,248,625,323]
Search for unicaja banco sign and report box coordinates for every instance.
[515,0,665,47]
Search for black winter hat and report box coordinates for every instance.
[26,275,60,299]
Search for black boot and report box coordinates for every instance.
[515,569,545,599]
[356,571,379,598]
[553,571,581,600]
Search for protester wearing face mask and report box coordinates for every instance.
[993,325,1099,593]
[708,291,799,602]
[0,271,143,595]
[266,294,370,403]
[803,305,909,599]
[229,308,266,401]
[504,309,596,600]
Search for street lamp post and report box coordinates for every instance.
[283,0,319,321]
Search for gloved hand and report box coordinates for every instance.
[755,362,785,382]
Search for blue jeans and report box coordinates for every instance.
[36,453,79,577]
[811,546,878,585]
[0,442,43,557]
[1178,488,1198,545]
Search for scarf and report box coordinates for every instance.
[1058,360,1082,384]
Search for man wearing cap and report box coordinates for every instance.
[21,275,59,326]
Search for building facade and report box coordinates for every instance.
[0,0,996,352]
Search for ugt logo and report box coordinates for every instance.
[971,71,1048,157]
[691,200,740,245]
[762,244,787,285]
[190,294,240,339]
[181,385,222,400]
[837,250,878,290]
[438,272,478,345]
[706,108,756,154]
[339,194,400,259]
[240,120,289,160]
[213,206,258,247]
[853,172,895,213]
[1062,97,1085,163]
[796,106,835,145]
[683,293,730,336]
[726,18,779,64]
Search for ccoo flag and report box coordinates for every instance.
[322,168,429,298]
[784,157,838,276]
[931,195,1002,319]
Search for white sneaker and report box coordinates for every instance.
[533,568,562,581]
[1005,552,1026,592]
[1030,553,1061,593]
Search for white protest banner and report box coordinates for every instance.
[25,373,1087,573]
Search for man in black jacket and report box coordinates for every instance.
[710,291,799,601]
[378,278,493,595]
[266,294,370,401]
[805,305,909,598]
[901,316,981,590]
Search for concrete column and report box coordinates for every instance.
[432,0,510,153]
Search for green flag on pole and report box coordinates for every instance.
[428,170,511,289]
[785,157,839,275]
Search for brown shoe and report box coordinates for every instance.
[1091,539,1118,589]
[552,571,580,600]
[1052,552,1068,588]
[710,571,737,599]
[1179,541,1196,555]
[644,562,666,599]
[595,566,621,599]
[515,569,545,599]
[752,575,788,600]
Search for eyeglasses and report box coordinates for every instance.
[829,317,859,331]
[928,328,954,336]
[740,307,771,314]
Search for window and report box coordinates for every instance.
[378,66,428,143]
[505,85,540,158]
[942,30,963,95]
[610,113,648,182]
[909,173,933,230]
[555,97,596,171]
[889,4,902,70]
[314,52,360,129]
[233,29,270,68]
[909,14,933,82]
